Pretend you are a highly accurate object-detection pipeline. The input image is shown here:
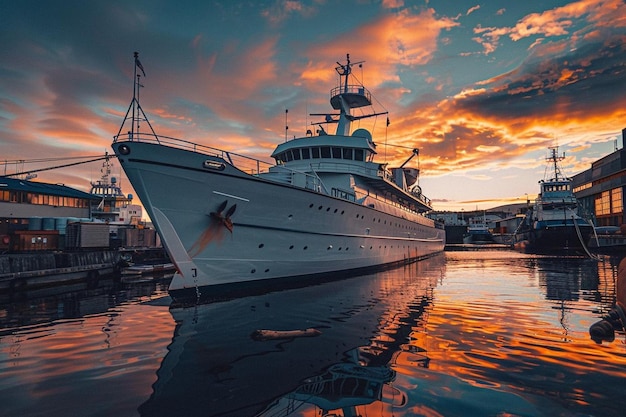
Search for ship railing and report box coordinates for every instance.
[308,161,381,179]
[305,161,432,211]
[330,85,372,102]
[331,187,356,202]
[259,165,328,194]
[410,188,431,207]
[354,188,432,217]
[114,131,274,175]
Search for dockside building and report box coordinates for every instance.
[572,129,626,228]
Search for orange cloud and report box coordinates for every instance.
[303,8,459,88]
[473,0,626,54]
[260,0,318,26]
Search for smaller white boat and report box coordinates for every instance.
[463,214,494,244]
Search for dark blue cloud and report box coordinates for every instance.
[454,33,626,122]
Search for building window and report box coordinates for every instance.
[596,191,611,215]
[612,187,623,214]
[573,182,592,193]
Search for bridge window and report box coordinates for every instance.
[355,149,364,161]
[343,148,353,159]
[321,147,331,158]
[292,149,301,160]
[311,147,320,158]
[302,148,310,159]
[332,147,342,159]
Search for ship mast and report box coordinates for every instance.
[309,54,387,137]
[115,52,159,142]
[336,53,355,94]
[547,146,566,181]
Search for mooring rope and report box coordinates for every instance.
[571,212,602,261]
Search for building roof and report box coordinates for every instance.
[0,176,98,200]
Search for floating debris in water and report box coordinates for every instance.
[251,328,321,341]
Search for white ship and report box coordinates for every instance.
[112,53,445,300]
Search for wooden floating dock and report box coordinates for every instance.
[120,262,176,276]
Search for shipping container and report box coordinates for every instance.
[65,222,110,249]
[12,230,60,251]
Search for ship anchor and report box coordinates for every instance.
[210,200,237,233]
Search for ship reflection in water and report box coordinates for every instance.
[1,252,626,417]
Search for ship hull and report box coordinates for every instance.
[112,142,445,300]
[517,221,594,253]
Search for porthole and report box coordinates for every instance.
[318,206,323,210]
[289,245,294,249]
[309,203,314,208]
[334,208,338,213]
[264,269,270,273]
[258,243,264,248]
[118,144,131,155]
[341,211,345,215]
[251,269,256,273]
[303,246,308,250]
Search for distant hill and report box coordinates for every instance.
[486,202,529,215]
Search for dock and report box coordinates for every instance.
[445,243,513,251]
[0,251,120,292]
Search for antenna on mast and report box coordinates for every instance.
[132,52,138,139]
[284,109,289,142]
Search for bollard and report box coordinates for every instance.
[590,257,626,344]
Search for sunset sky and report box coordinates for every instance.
[2,0,626,213]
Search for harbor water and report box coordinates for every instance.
[1,250,626,417]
